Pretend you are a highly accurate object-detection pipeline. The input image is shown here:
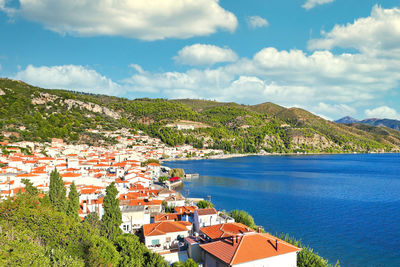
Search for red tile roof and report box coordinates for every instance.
[196,208,217,216]
[153,213,181,222]
[143,221,191,236]
[200,223,254,240]
[200,233,301,265]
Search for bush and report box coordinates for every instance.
[229,210,255,228]
[196,200,214,209]
[169,168,185,178]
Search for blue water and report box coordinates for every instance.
[165,154,400,267]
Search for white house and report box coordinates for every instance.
[143,221,192,252]
[194,208,234,233]
[120,205,151,233]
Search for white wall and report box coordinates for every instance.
[233,251,298,267]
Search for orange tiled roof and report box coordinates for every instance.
[143,221,191,236]
[174,206,197,214]
[153,213,181,222]
[61,172,81,178]
[200,233,301,265]
[200,223,254,240]
[196,208,217,216]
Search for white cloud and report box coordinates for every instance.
[311,102,356,120]
[1,0,237,40]
[246,16,269,29]
[14,65,121,95]
[365,106,400,120]
[302,0,334,10]
[308,5,400,56]
[174,44,238,66]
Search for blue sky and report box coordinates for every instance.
[1,0,400,120]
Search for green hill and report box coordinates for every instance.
[0,78,399,153]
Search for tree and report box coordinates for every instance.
[49,168,66,212]
[158,175,168,183]
[229,210,255,228]
[114,235,146,267]
[172,259,198,267]
[22,178,39,197]
[169,168,185,178]
[196,200,214,209]
[101,182,122,241]
[85,212,102,233]
[66,182,80,221]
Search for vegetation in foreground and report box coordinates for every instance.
[0,170,196,267]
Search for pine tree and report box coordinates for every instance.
[21,178,39,197]
[101,182,122,240]
[49,168,66,212]
[66,181,80,221]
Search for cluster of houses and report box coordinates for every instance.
[0,132,301,266]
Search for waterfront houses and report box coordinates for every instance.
[0,130,301,266]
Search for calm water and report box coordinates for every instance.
[165,154,400,267]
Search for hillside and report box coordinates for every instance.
[336,117,400,132]
[1,78,400,153]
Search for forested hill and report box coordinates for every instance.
[1,78,400,153]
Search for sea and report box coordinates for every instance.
[165,153,400,267]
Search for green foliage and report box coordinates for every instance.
[1,78,399,153]
[172,258,198,267]
[278,234,337,267]
[0,190,168,267]
[169,168,185,178]
[85,212,102,233]
[49,168,66,212]
[86,236,120,267]
[21,178,39,197]
[66,182,80,221]
[114,235,147,267]
[158,175,168,183]
[229,210,256,228]
[196,200,214,209]
[102,182,122,241]
[162,201,175,213]
[141,158,160,167]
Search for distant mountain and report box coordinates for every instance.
[335,116,359,124]
[336,116,400,132]
[361,118,400,131]
[1,78,400,153]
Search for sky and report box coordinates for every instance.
[1,0,400,121]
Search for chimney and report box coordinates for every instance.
[258,227,261,233]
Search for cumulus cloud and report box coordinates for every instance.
[14,65,121,95]
[246,16,269,29]
[1,0,237,40]
[174,44,238,66]
[302,0,334,10]
[308,5,400,56]
[365,106,400,120]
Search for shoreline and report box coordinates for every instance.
[161,150,399,163]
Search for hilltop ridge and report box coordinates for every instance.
[1,78,400,153]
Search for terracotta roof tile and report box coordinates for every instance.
[200,233,301,265]
[143,221,191,236]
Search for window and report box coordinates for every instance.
[123,225,129,231]
[152,239,160,246]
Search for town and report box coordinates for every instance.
[0,129,301,266]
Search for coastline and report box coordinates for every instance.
[161,150,399,163]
